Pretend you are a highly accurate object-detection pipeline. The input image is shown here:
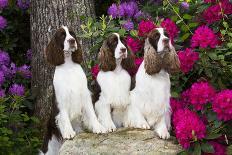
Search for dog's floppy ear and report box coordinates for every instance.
[71,32,83,64]
[98,40,116,72]
[144,39,162,75]
[162,46,180,74]
[45,29,65,66]
[121,50,136,71]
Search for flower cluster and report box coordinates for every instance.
[17,0,30,10]
[0,0,8,9]
[177,48,199,73]
[138,20,156,37]
[191,26,218,48]
[160,18,179,43]
[123,20,134,31]
[91,64,99,79]
[203,0,232,24]
[9,83,25,96]
[212,89,232,121]
[0,15,7,30]
[108,1,140,19]
[126,36,143,53]
[170,98,186,112]
[188,81,215,110]
[173,108,206,149]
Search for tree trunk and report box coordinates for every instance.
[30,0,95,133]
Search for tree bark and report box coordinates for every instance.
[30,0,95,133]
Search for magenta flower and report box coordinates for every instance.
[170,98,186,112]
[177,48,199,74]
[91,64,99,79]
[0,63,17,79]
[9,83,25,96]
[191,26,218,48]
[212,89,232,121]
[203,0,232,24]
[17,64,31,79]
[138,20,156,37]
[0,16,7,30]
[126,36,143,53]
[173,108,206,149]
[0,0,8,9]
[188,81,216,110]
[161,18,179,43]
[205,141,226,155]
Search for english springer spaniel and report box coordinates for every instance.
[93,33,138,132]
[125,28,180,139]
[41,26,106,155]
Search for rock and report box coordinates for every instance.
[59,128,182,155]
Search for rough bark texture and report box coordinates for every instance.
[30,0,95,134]
[60,128,182,154]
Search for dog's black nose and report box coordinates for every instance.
[120,48,126,53]
[68,38,76,44]
[163,38,169,45]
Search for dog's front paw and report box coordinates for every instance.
[156,128,170,139]
[92,123,107,134]
[62,129,76,140]
[124,119,150,129]
[99,120,116,133]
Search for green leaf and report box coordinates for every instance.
[205,133,222,140]
[227,43,232,49]
[183,14,192,20]
[208,52,218,60]
[177,150,188,155]
[176,19,183,24]
[201,142,214,153]
[181,33,190,41]
[188,22,198,28]
[118,29,126,36]
[227,145,232,155]
[181,25,188,32]
[193,142,201,155]
[223,21,229,28]
[130,30,138,37]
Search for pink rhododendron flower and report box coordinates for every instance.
[188,81,216,110]
[204,141,226,155]
[173,108,206,149]
[128,57,143,76]
[170,98,186,112]
[191,26,218,48]
[203,0,232,23]
[161,18,179,43]
[138,20,156,37]
[177,48,199,73]
[91,64,99,79]
[126,36,143,53]
[212,89,232,121]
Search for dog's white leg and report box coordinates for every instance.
[154,113,170,139]
[56,110,75,139]
[124,104,150,129]
[82,95,107,134]
[45,135,62,155]
[95,100,116,132]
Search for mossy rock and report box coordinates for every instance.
[60,128,182,155]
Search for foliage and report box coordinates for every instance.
[0,0,41,154]
[81,0,232,154]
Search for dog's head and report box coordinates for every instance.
[144,28,180,75]
[45,26,83,66]
[98,33,135,72]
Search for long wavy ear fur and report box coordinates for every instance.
[121,50,136,71]
[71,33,83,64]
[45,31,64,66]
[98,40,116,72]
[144,39,162,75]
[162,46,180,74]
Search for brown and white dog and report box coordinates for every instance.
[94,33,137,132]
[125,28,180,139]
[41,26,106,155]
